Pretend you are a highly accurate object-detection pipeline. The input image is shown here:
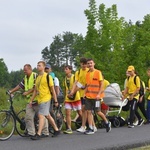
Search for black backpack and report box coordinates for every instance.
[127,75,144,96]
[46,74,64,103]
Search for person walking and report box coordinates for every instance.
[123,65,144,128]
[63,65,82,134]
[84,58,111,134]
[145,68,150,124]
[133,71,147,125]
[45,64,60,96]
[67,58,89,132]
[101,76,110,115]
[9,64,49,137]
[30,61,60,140]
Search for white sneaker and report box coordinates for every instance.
[133,119,138,126]
[76,126,86,133]
[93,126,97,132]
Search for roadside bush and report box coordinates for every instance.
[0,87,7,109]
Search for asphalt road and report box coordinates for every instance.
[1,125,150,150]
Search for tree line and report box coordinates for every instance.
[1,0,150,90]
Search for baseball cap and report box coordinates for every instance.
[127,65,135,71]
[45,64,51,69]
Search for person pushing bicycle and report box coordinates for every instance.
[9,64,49,137]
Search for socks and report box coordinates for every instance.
[89,125,93,129]
[105,121,108,124]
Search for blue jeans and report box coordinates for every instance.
[147,100,150,121]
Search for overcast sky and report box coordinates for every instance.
[0,0,150,72]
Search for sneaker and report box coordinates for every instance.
[76,126,86,133]
[133,119,138,126]
[93,126,97,132]
[24,132,33,137]
[52,130,60,137]
[23,130,34,137]
[31,134,41,140]
[106,122,111,132]
[138,119,144,126]
[63,129,73,134]
[41,134,49,138]
[84,128,94,135]
[128,124,134,128]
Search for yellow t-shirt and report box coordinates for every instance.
[36,72,53,104]
[103,79,110,90]
[147,79,150,100]
[126,75,140,100]
[101,79,110,103]
[75,68,89,97]
[64,74,80,102]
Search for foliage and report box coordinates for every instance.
[1,0,150,91]
[9,69,24,88]
[83,0,150,88]
[0,87,27,112]
[0,88,7,109]
[41,32,84,71]
[0,59,10,88]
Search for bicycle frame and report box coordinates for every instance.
[6,92,26,129]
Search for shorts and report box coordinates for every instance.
[101,102,109,110]
[81,97,86,105]
[38,101,50,116]
[65,101,81,111]
[85,98,101,112]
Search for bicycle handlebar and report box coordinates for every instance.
[6,90,23,102]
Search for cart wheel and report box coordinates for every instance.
[113,117,120,128]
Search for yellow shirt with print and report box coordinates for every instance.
[126,75,140,100]
[75,68,89,97]
[64,74,80,102]
[36,72,53,104]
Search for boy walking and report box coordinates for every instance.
[30,61,60,140]
[84,58,111,134]
[68,58,90,133]
[63,65,82,134]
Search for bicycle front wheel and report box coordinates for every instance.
[0,110,15,141]
[16,109,27,137]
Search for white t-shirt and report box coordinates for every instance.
[54,77,59,87]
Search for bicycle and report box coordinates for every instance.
[49,101,64,134]
[0,90,64,140]
[0,91,28,141]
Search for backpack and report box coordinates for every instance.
[127,75,144,96]
[46,74,64,103]
[64,74,76,100]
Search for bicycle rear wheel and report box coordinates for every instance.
[55,109,64,131]
[49,112,56,134]
[15,109,27,137]
[0,110,15,141]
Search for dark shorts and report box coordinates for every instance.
[85,98,101,112]
[81,97,86,105]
